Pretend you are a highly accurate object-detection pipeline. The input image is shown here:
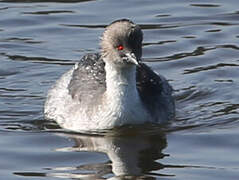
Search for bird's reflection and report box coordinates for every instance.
[53,126,170,179]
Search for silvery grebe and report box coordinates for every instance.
[44,19,175,132]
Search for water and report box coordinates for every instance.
[1,0,239,179]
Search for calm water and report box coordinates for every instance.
[1,0,239,179]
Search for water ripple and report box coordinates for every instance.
[1,1,239,179]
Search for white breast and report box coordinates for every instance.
[44,63,151,132]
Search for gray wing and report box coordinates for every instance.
[68,53,106,104]
[136,63,175,122]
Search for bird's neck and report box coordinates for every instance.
[104,62,139,105]
[98,60,149,127]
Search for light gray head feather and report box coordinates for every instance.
[101,19,143,66]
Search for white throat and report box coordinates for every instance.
[105,62,138,100]
[100,61,149,127]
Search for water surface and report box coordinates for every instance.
[0,0,239,179]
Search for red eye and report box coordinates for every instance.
[117,45,124,51]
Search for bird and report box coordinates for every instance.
[44,19,175,132]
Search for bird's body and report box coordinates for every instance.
[44,19,175,132]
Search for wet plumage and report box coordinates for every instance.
[44,19,175,132]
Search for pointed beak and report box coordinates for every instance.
[125,53,139,66]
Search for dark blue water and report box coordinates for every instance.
[1,0,239,179]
